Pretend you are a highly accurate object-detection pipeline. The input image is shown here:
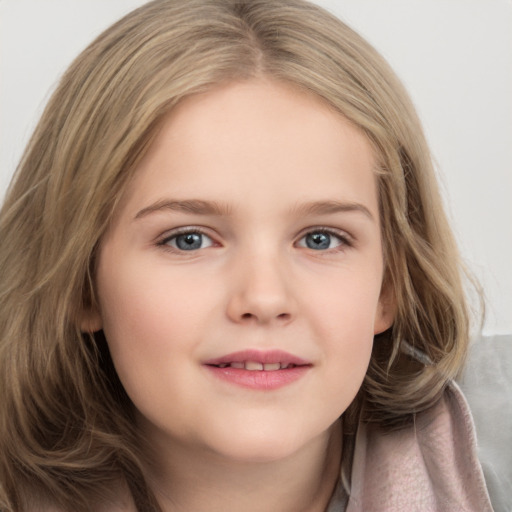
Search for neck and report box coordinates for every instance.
[144,419,342,512]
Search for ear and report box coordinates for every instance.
[373,279,396,335]
[79,306,103,333]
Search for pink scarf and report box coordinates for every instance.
[346,383,493,511]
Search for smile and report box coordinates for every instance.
[209,361,300,371]
[203,350,312,390]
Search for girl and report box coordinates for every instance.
[0,1,493,510]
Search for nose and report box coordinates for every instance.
[226,251,296,326]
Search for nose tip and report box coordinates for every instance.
[226,260,296,325]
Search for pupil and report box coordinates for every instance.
[176,233,202,250]
[306,232,330,250]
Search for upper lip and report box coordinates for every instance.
[203,349,311,367]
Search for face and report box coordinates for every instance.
[87,80,394,464]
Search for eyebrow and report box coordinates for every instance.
[134,199,231,219]
[134,198,374,221]
[290,200,375,221]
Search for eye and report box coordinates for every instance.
[160,230,214,251]
[296,230,350,251]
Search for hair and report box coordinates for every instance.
[0,0,477,509]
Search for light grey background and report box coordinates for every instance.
[1,0,511,334]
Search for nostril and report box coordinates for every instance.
[239,311,290,322]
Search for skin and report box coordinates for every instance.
[86,79,395,511]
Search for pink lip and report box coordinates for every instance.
[203,349,312,391]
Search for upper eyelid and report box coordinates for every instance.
[158,225,214,242]
[296,226,353,242]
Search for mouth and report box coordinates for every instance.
[203,350,312,390]
[207,361,302,371]
[204,349,311,369]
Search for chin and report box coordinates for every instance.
[204,421,326,465]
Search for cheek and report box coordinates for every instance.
[95,262,201,411]
[97,257,206,348]
[95,257,227,413]
[304,271,381,392]
[307,268,382,338]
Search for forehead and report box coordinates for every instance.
[118,79,379,220]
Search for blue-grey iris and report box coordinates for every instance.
[176,233,203,250]
[306,232,331,250]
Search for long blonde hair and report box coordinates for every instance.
[0,0,474,509]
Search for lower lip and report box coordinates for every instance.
[204,365,310,390]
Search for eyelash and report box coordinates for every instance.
[156,226,353,254]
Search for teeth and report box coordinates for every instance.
[245,361,264,371]
[215,361,295,370]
